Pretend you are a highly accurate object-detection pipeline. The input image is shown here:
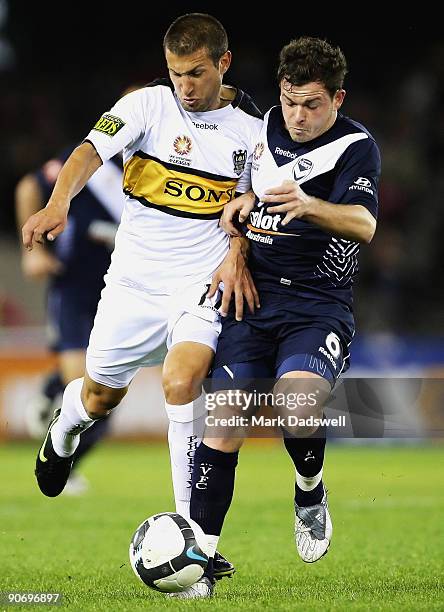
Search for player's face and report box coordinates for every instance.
[280,80,345,143]
[166,47,231,113]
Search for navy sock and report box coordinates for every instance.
[42,371,65,402]
[72,416,111,468]
[283,423,326,506]
[294,480,324,506]
[203,557,214,582]
[190,442,238,538]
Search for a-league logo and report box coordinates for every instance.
[173,135,192,156]
[253,142,264,161]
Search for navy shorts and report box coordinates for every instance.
[213,290,354,386]
[47,285,102,351]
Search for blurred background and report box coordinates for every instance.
[0,3,443,441]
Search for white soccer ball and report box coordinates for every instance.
[129,512,210,593]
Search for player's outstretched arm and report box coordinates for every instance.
[219,190,256,237]
[207,236,260,321]
[264,180,376,243]
[22,142,102,250]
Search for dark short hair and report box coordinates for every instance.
[163,13,228,66]
[277,36,348,97]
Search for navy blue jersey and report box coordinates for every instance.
[247,107,381,307]
[36,147,124,295]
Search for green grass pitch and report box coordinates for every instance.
[0,441,442,611]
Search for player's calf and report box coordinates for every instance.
[82,374,127,419]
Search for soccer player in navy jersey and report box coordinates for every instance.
[187,36,381,593]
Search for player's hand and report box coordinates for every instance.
[262,180,312,225]
[22,204,68,250]
[220,191,256,236]
[208,241,260,321]
[21,248,64,280]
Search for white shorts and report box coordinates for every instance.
[85,277,221,388]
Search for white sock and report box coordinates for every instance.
[165,393,207,519]
[206,534,219,558]
[51,378,95,458]
[296,468,323,491]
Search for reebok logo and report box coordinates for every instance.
[192,121,218,130]
[318,346,337,370]
[275,146,297,159]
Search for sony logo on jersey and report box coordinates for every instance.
[164,180,235,203]
[275,146,298,159]
[192,121,218,130]
[250,207,282,231]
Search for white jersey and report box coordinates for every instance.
[85,80,262,293]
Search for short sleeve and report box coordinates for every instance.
[235,117,263,194]
[329,137,381,218]
[84,89,150,162]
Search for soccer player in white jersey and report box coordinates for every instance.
[181,37,381,598]
[22,13,262,581]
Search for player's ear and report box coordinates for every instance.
[333,89,346,110]
[219,51,232,75]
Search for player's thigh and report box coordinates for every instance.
[163,277,223,393]
[204,361,274,451]
[86,280,169,388]
[209,360,275,421]
[211,359,275,392]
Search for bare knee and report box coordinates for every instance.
[284,423,319,437]
[162,368,202,405]
[274,373,329,438]
[281,407,325,438]
[82,377,128,419]
[162,342,213,405]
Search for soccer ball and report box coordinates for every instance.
[129,512,210,593]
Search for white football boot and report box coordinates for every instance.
[294,486,332,563]
[168,576,214,599]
